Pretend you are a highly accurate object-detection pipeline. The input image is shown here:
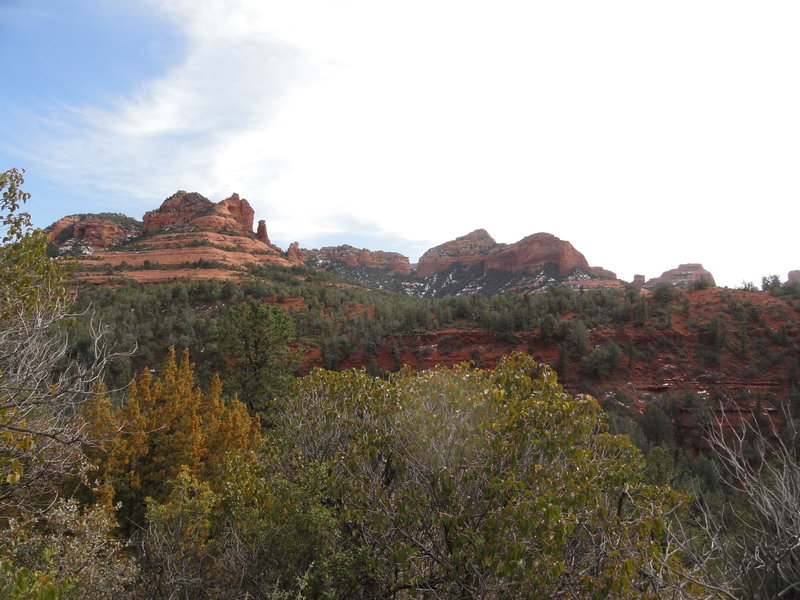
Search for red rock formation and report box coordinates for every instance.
[142,191,256,235]
[633,274,646,287]
[256,220,269,244]
[52,191,292,284]
[46,214,142,253]
[587,266,617,280]
[416,230,615,283]
[309,245,413,275]
[142,191,213,233]
[416,229,500,278]
[216,193,255,232]
[287,242,309,265]
[645,264,716,288]
[486,233,590,276]
[789,270,800,284]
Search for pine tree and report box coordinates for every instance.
[84,347,261,529]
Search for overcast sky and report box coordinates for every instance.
[1,1,798,287]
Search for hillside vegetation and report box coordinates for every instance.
[4,168,800,598]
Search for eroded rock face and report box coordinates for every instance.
[789,270,800,284]
[417,230,595,279]
[256,220,269,244]
[47,214,142,254]
[588,266,618,280]
[485,233,590,276]
[416,229,500,278]
[306,245,413,275]
[287,242,309,265]
[216,193,255,232]
[48,191,291,284]
[142,191,255,235]
[142,191,213,233]
[644,264,716,288]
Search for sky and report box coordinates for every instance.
[1,0,798,288]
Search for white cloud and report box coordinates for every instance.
[7,0,800,286]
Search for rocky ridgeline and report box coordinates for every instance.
[290,243,413,275]
[47,213,142,254]
[639,264,716,289]
[47,190,721,293]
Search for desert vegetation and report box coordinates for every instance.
[3,168,800,598]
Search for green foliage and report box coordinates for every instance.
[651,283,679,306]
[272,355,697,598]
[638,402,675,448]
[138,453,361,599]
[0,499,138,599]
[0,168,134,599]
[0,168,73,319]
[580,340,624,379]
[215,300,299,421]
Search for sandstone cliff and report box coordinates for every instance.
[412,230,620,294]
[484,233,590,275]
[45,191,716,294]
[142,191,255,235]
[47,213,142,254]
[644,264,716,288]
[48,192,291,284]
[416,229,500,278]
[305,245,413,275]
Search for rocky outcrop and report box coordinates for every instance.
[588,266,618,280]
[644,264,716,288]
[142,191,256,235]
[216,193,255,232]
[485,233,590,276]
[417,230,599,280]
[306,245,413,275]
[286,242,309,265]
[46,189,722,295]
[256,220,269,244]
[416,229,500,278]
[49,191,292,284]
[141,191,213,233]
[47,214,142,254]
[789,270,800,284]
